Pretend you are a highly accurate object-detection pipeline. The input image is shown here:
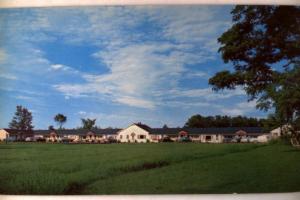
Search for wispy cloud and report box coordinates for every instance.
[0,6,266,129]
[0,49,7,63]
[221,101,257,116]
[49,64,79,74]
[0,73,17,80]
[15,95,34,101]
[52,7,232,109]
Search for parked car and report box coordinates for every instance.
[159,137,173,142]
[240,137,249,143]
[178,136,192,142]
[231,138,238,143]
[249,137,258,143]
[223,138,232,143]
[36,138,46,142]
[61,137,73,143]
[107,137,117,143]
[25,137,33,142]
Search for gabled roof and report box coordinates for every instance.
[133,123,152,132]
[3,129,33,135]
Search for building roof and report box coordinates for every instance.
[3,129,34,135]
[150,127,265,135]
[133,123,152,132]
[33,128,121,136]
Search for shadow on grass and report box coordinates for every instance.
[69,145,267,194]
[63,182,86,195]
[120,161,170,173]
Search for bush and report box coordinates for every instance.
[159,137,173,143]
[268,136,291,145]
[178,137,192,143]
[36,138,46,142]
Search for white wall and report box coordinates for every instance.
[257,134,271,143]
[200,134,223,143]
[0,129,8,141]
[117,124,150,143]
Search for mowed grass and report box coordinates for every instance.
[0,142,300,194]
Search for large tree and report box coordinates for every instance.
[209,6,300,142]
[81,118,96,130]
[54,114,67,129]
[9,105,34,138]
[9,105,34,130]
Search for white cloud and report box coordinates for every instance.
[3,6,242,115]
[115,96,155,109]
[50,64,65,70]
[0,73,17,80]
[15,95,34,101]
[184,71,208,79]
[49,7,232,109]
[53,41,212,109]
[0,49,7,63]
[161,87,245,101]
[78,111,87,115]
[75,111,164,128]
[49,64,79,74]
[145,6,231,52]
[221,100,257,116]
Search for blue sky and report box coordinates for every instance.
[0,6,270,129]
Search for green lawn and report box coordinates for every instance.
[0,142,300,194]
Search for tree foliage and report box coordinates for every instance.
[9,105,34,131]
[209,6,300,140]
[81,118,96,130]
[48,125,55,131]
[54,114,67,129]
[184,114,263,128]
[162,124,169,129]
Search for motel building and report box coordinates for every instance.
[0,123,272,143]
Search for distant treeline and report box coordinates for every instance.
[184,114,271,129]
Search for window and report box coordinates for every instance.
[126,135,129,139]
[139,135,145,139]
[205,136,211,141]
[120,135,123,139]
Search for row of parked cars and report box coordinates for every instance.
[160,136,263,143]
[24,136,118,144]
[223,136,259,143]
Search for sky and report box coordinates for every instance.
[0,6,270,129]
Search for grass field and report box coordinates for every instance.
[0,141,300,194]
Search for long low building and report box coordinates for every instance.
[0,123,271,143]
[117,123,270,143]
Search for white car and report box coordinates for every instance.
[249,137,258,143]
[25,137,33,142]
[241,137,249,143]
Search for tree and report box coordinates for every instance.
[185,114,263,128]
[54,114,67,129]
[48,125,55,131]
[81,118,96,130]
[184,114,207,128]
[209,6,300,142]
[162,124,169,129]
[9,105,34,130]
[9,105,34,139]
